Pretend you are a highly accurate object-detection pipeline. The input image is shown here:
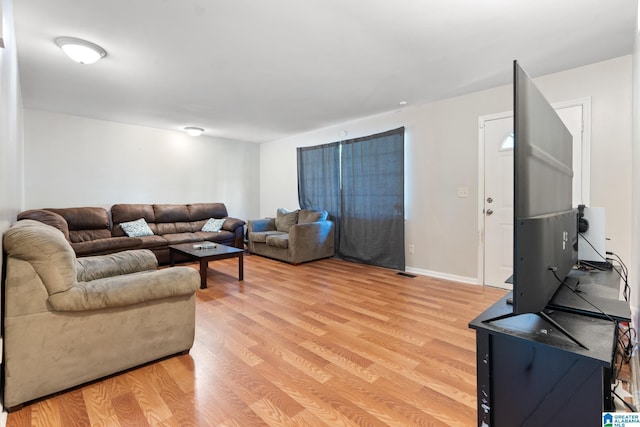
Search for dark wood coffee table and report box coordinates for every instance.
[169,242,244,289]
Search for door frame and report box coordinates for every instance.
[476,97,592,287]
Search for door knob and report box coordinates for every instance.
[486,209,494,216]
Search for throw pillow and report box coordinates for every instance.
[275,208,299,232]
[298,209,328,224]
[202,218,225,232]
[120,218,154,237]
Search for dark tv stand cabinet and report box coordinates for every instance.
[469,294,617,427]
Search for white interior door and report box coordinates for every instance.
[483,117,514,288]
[481,103,587,289]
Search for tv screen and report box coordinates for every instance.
[512,61,578,315]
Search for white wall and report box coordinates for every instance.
[1,0,23,421]
[536,57,633,271]
[260,56,633,283]
[0,0,23,231]
[631,4,640,331]
[24,110,261,221]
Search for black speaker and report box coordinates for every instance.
[577,204,589,233]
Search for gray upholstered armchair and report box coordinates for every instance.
[2,219,200,409]
[247,208,335,264]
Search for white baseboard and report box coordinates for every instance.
[405,266,479,285]
[632,348,640,409]
[0,336,5,426]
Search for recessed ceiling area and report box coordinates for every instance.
[12,0,636,143]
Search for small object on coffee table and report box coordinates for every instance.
[193,242,216,249]
[169,242,243,289]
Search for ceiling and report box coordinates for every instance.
[12,0,637,143]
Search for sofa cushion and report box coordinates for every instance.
[202,218,225,232]
[266,234,289,249]
[188,203,228,221]
[154,204,190,223]
[111,204,156,228]
[76,249,158,282]
[156,222,192,235]
[249,230,285,243]
[298,209,328,224]
[120,218,154,237]
[72,237,142,257]
[275,208,299,232]
[47,266,199,311]
[162,233,203,245]
[47,207,111,243]
[138,235,168,249]
[194,230,235,242]
[71,229,113,242]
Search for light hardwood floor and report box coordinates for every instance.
[7,255,506,427]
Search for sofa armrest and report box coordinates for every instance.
[222,217,246,232]
[76,249,158,282]
[48,266,200,311]
[248,218,276,233]
[222,216,247,248]
[17,209,71,241]
[287,221,335,264]
[289,221,334,246]
[71,236,143,257]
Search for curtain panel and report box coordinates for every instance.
[297,142,341,251]
[339,127,404,270]
[297,142,340,215]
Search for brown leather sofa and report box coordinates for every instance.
[18,203,245,265]
[18,207,143,256]
[111,203,245,264]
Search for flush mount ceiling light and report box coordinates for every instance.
[55,37,106,64]
[184,127,204,137]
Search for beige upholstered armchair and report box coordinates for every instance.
[247,208,335,264]
[2,220,200,409]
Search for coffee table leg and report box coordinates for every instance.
[200,258,207,289]
[239,252,244,281]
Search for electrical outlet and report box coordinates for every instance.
[408,244,415,254]
[457,187,469,198]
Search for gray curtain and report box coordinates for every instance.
[339,128,404,270]
[297,142,341,247]
[297,127,405,270]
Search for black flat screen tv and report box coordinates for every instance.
[512,60,578,316]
